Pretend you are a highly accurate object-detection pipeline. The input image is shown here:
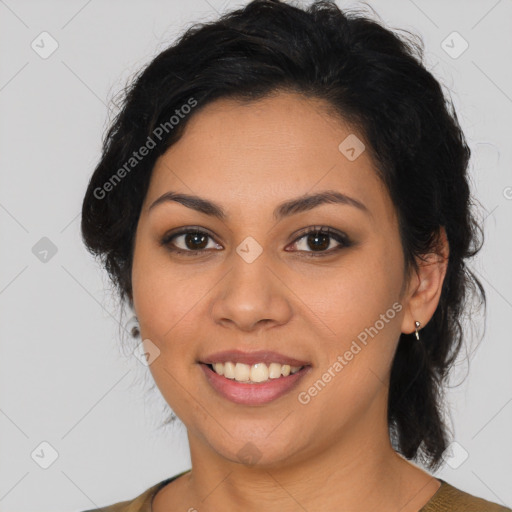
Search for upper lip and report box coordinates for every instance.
[200,350,310,367]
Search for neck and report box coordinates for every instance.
[176,396,439,512]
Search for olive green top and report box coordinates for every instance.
[81,470,511,512]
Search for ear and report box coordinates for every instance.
[400,226,450,336]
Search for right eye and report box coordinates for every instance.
[160,227,223,256]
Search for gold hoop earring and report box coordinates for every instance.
[414,320,421,341]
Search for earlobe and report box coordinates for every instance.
[400,227,450,335]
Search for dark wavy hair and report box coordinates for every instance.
[81,0,485,471]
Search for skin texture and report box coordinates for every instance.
[131,91,449,512]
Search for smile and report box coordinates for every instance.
[210,361,303,383]
[200,363,311,405]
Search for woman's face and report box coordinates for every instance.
[131,91,415,467]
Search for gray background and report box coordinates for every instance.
[0,0,511,510]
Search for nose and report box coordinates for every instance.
[210,252,293,333]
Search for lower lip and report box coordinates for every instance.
[200,363,311,405]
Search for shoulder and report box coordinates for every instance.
[79,497,135,512]
[78,486,156,512]
[78,470,191,512]
[422,479,511,512]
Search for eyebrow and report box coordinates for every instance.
[148,189,371,221]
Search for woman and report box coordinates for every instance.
[80,1,510,510]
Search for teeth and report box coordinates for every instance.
[224,361,235,379]
[213,362,224,376]
[268,362,282,379]
[250,362,268,382]
[234,362,250,382]
[209,361,304,383]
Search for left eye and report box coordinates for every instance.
[287,226,351,255]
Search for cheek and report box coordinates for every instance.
[132,252,207,420]
[298,242,404,393]
[131,241,222,376]
[131,239,190,343]
[302,246,403,337]
[133,275,199,349]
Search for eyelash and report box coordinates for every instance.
[160,225,352,258]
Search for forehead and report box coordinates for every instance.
[144,92,395,226]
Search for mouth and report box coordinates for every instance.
[198,356,312,405]
[204,361,306,383]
